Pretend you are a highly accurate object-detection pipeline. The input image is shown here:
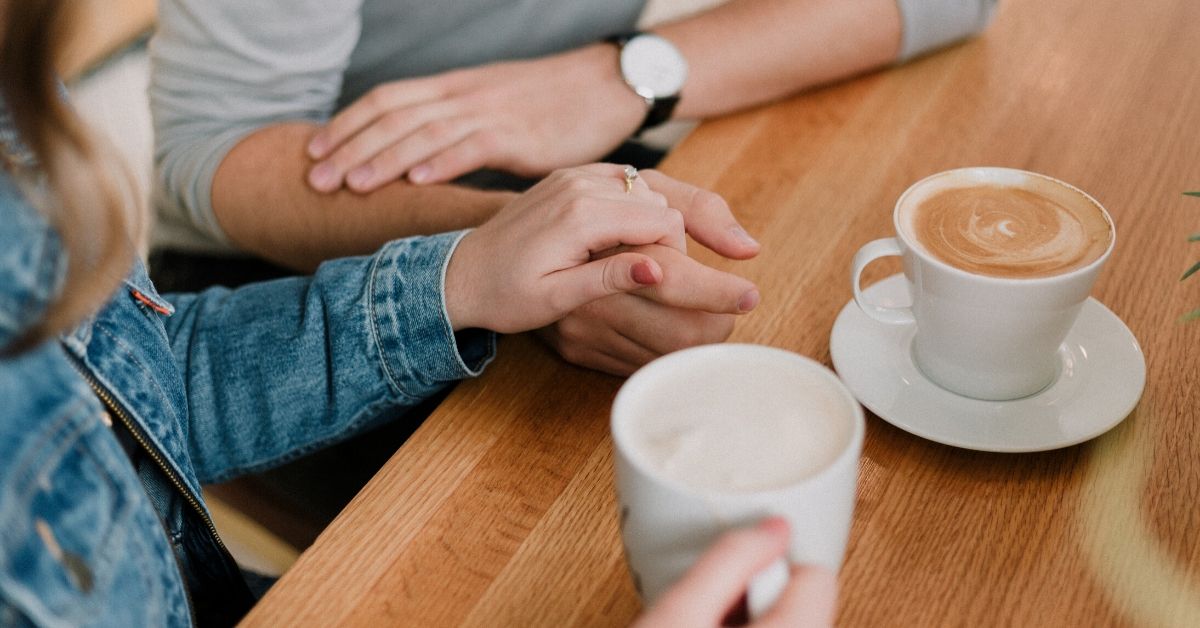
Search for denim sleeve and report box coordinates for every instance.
[894,0,999,61]
[160,231,495,484]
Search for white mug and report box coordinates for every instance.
[611,344,864,618]
[851,167,1115,401]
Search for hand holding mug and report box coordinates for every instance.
[613,345,863,620]
[634,518,837,628]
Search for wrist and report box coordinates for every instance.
[571,43,647,140]
[444,229,484,331]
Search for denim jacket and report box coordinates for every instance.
[0,120,495,625]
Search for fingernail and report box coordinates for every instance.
[309,163,336,190]
[409,165,432,184]
[631,260,660,285]
[347,165,374,189]
[737,288,760,312]
[307,134,328,159]
[730,225,759,248]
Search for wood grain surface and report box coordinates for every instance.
[244,0,1200,625]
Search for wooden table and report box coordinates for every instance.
[245,0,1200,624]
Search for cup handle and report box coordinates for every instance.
[747,557,790,619]
[852,238,915,325]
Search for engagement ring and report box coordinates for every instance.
[623,165,639,194]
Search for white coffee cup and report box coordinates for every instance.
[611,344,864,618]
[851,167,1115,401]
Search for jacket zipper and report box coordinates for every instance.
[66,355,220,625]
[68,359,230,553]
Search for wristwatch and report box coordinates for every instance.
[606,32,689,134]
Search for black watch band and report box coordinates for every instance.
[639,95,679,135]
[606,32,681,135]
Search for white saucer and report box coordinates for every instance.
[830,274,1145,453]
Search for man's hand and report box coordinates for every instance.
[306,44,645,193]
[539,170,761,375]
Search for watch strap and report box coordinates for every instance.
[606,32,639,47]
[640,95,679,134]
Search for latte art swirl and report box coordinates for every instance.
[911,186,1112,278]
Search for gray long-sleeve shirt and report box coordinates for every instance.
[150,0,998,253]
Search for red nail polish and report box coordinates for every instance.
[632,261,659,285]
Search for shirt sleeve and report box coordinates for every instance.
[894,0,999,62]
[161,230,496,483]
[149,0,365,250]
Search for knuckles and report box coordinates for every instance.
[554,314,591,346]
[472,130,503,158]
[560,196,595,227]
[691,188,732,218]
[361,86,393,114]
[421,119,456,142]
[599,257,626,296]
[664,207,686,235]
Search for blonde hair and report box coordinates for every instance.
[1,0,138,354]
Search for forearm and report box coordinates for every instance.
[656,0,903,119]
[211,121,516,271]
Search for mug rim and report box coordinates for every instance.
[611,343,866,500]
[891,167,1116,285]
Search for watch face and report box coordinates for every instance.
[620,34,688,99]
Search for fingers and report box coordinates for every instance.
[565,197,686,254]
[544,251,663,316]
[640,169,760,260]
[535,321,650,376]
[307,79,446,160]
[577,293,736,357]
[575,179,681,251]
[408,130,498,184]
[307,101,457,192]
[346,118,476,192]
[759,565,838,628]
[630,245,759,314]
[540,299,662,374]
[554,164,666,207]
[646,518,792,626]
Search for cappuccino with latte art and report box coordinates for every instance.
[852,168,1115,400]
[901,182,1112,279]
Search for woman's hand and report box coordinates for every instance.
[536,169,761,374]
[306,45,645,193]
[634,518,838,628]
[444,165,756,333]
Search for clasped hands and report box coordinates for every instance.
[444,165,760,374]
[303,44,758,374]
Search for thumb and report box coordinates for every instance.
[546,252,662,313]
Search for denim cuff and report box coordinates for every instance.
[369,231,496,400]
